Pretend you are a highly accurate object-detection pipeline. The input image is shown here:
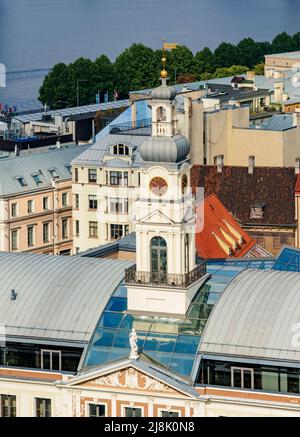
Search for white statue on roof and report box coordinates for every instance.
[129,328,139,360]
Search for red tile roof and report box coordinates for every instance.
[196,194,256,259]
[192,166,297,226]
[296,174,300,194]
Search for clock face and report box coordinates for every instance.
[182,174,188,194]
[149,177,168,196]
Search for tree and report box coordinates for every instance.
[177,73,197,84]
[214,42,239,68]
[254,63,265,75]
[214,65,248,78]
[237,38,263,67]
[272,32,294,53]
[114,43,157,98]
[194,47,215,77]
[292,32,300,51]
[167,45,195,84]
[91,55,115,101]
[39,63,72,107]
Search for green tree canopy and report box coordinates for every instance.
[114,43,158,97]
[194,47,215,76]
[272,32,294,53]
[214,42,239,68]
[237,38,263,67]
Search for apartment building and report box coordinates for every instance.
[0,144,89,255]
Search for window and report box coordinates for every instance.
[112,144,129,156]
[110,224,128,240]
[124,407,142,417]
[160,411,180,417]
[49,168,59,179]
[74,168,78,182]
[74,194,79,209]
[88,168,97,183]
[27,199,34,214]
[75,220,80,237]
[41,350,61,371]
[62,192,68,207]
[16,176,27,187]
[231,367,254,390]
[1,395,16,417]
[273,237,281,250]
[65,164,72,174]
[43,223,50,244]
[32,173,42,185]
[89,404,106,417]
[11,203,18,218]
[256,236,265,248]
[62,218,68,239]
[250,204,265,219]
[109,198,128,214]
[75,247,80,254]
[110,171,128,186]
[89,195,98,210]
[43,197,49,210]
[36,398,51,417]
[11,229,18,251]
[150,236,167,279]
[27,225,34,247]
[89,221,98,238]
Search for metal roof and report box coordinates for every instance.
[265,51,300,59]
[0,144,89,196]
[0,251,133,344]
[251,114,295,131]
[14,100,131,123]
[199,268,300,362]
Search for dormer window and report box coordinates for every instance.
[15,176,27,187]
[112,144,130,156]
[32,173,42,185]
[250,203,265,219]
[48,168,59,178]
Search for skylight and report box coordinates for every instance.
[15,176,27,187]
[32,173,42,185]
[48,168,59,178]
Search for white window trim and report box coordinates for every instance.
[34,397,53,417]
[231,366,254,389]
[41,349,62,371]
[158,408,181,417]
[86,401,107,417]
[121,405,144,418]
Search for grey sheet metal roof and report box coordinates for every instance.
[199,268,300,362]
[0,252,133,344]
[80,232,136,258]
[71,133,148,167]
[0,144,90,196]
[251,114,295,131]
[14,100,131,123]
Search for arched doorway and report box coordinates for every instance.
[150,236,167,282]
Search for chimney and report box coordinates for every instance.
[248,155,255,174]
[247,71,255,81]
[216,155,224,173]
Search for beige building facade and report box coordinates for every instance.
[265,51,300,77]
[0,144,89,255]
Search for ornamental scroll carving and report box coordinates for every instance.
[94,367,173,392]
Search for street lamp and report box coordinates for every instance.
[76,79,87,107]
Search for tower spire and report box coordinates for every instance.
[161,37,168,84]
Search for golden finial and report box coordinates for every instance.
[160,37,168,80]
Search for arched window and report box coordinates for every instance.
[150,237,167,281]
[157,106,166,122]
[112,144,130,156]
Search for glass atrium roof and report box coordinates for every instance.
[81,258,275,378]
[272,247,300,272]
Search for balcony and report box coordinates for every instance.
[125,261,207,289]
[109,118,152,136]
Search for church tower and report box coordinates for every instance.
[125,52,207,317]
